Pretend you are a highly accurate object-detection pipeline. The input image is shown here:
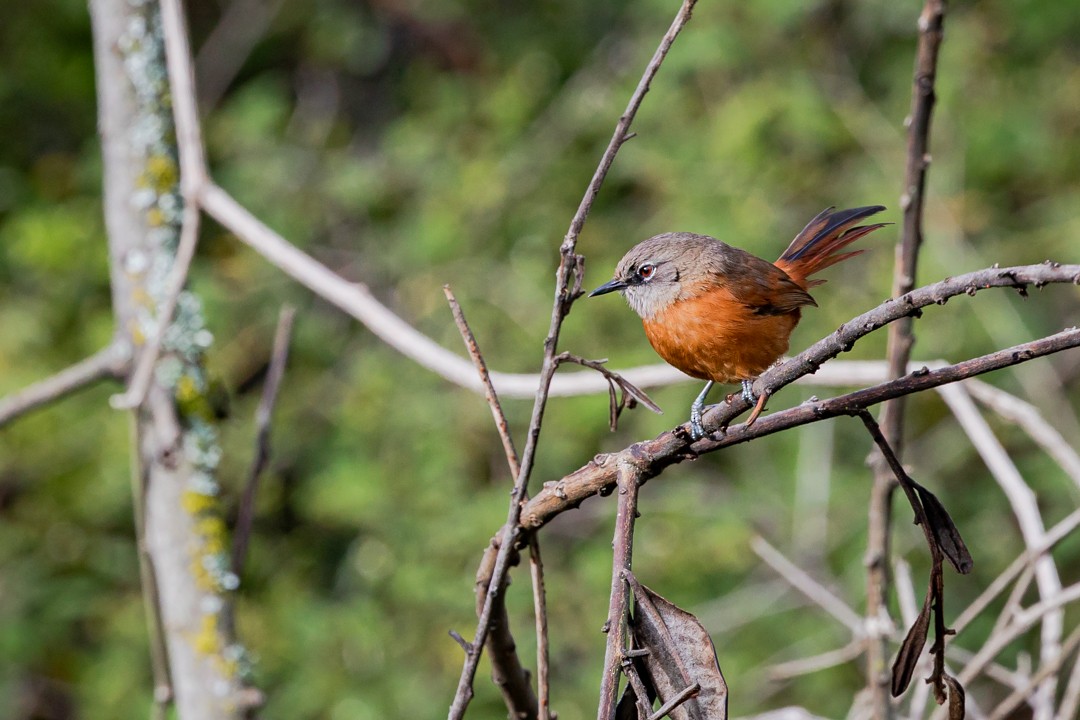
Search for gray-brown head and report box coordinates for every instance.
[589,232,749,320]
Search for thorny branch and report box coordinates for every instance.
[448,2,699,718]
[522,324,1080,532]
[519,263,1080,530]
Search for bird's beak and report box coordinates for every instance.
[589,278,627,297]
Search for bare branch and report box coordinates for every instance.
[965,379,1080,488]
[597,460,643,720]
[952,508,1080,636]
[522,326,1080,531]
[0,344,126,429]
[767,640,866,682]
[231,305,295,576]
[751,536,864,634]
[986,626,1080,720]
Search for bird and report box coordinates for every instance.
[589,205,888,439]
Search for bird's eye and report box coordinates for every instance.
[638,263,655,280]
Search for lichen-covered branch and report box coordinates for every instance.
[90,1,250,716]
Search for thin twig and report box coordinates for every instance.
[751,536,864,634]
[444,287,521,475]
[448,3,698,717]
[1055,641,1080,720]
[529,541,552,720]
[869,2,947,713]
[231,305,295,576]
[648,681,701,720]
[129,417,172,720]
[445,285,543,719]
[112,0,209,410]
[597,460,643,720]
[0,344,126,429]
[767,640,866,681]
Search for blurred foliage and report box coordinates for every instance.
[2,0,1080,718]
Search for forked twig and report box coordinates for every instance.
[447,3,699,717]
[556,351,662,430]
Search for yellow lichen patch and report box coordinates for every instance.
[196,517,228,556]
[144,154,178,192]
[146,207,166,228]
[131,286,154,308]
[175,374,201,404]
[193,612,221,656]
[129,319,146,346]
[182,489,217,515]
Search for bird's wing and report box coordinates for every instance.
[713,249,817,315]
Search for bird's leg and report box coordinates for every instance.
[742,379,769,427]
[741,379,755,403]
[689,380,714,440]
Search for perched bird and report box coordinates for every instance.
[589,206,887,439]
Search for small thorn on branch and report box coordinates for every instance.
[449,629,475,655]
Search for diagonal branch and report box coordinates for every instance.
[0,343,127,429]
[521,324,1080,532]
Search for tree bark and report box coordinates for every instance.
[90,1,248,717]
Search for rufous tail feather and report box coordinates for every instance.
[775,206,888,289]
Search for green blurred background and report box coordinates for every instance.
[2,0,1080,717]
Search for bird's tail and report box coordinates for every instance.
[775,206,888,289]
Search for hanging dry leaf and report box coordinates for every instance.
[892,589,932,697]
[626,573,727,720]
[914,483,973,574]
[944,673,966,719]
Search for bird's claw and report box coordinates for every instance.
[690,407,705,441]
[741,379,756,404]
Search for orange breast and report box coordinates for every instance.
[641,286,800,384]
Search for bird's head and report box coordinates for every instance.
[589,232,730,320]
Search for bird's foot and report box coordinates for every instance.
[741,379,769,427]
[688,381,714,441]
[741,379,755,404]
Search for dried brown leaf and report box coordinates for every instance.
[914,483,973,574]
[944,673,966,719]
[627,573,727,720]
[892,591,932,696]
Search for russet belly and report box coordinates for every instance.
[641,289,800,384]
